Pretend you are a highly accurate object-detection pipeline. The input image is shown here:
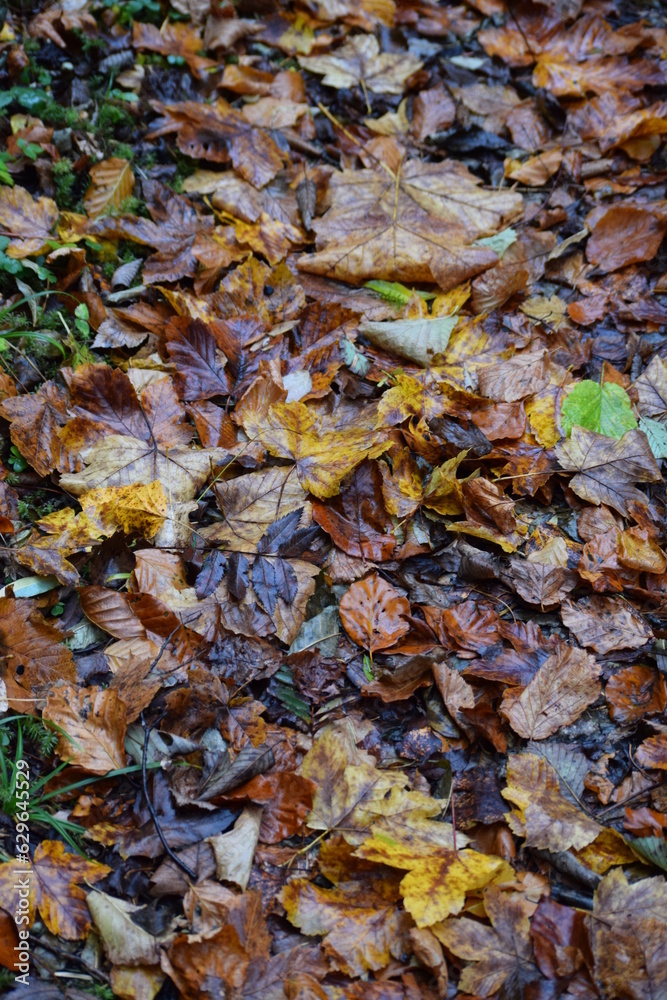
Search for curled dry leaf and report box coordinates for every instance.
[339,573,410,652]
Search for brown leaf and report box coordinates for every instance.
[299,159,521,290]
[586,868,667,1000]
[33,841,110,940]
[433,886,540,998]
[500,644,601,739]
[477,349,550,403]
[0,597,76,710]
[300,34,422,95]
[0,183,58,257]
[0,380,77,478]
[133,20,217,80]
[282,877,410,977]
[339,573,410,652]
[43,684,128,774]
[84,158,135,219]
[313,462,396,561]
[503,752,602,852]
[149,99,285,188]
[606,665,667,724]
[555,426,661,516]
[586,206,666,272]
[561,595,652,653]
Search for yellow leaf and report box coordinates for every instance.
[80,481,167,539]
[258,400,388,498]
[357,829,513,928]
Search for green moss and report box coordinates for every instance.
[40,99,82,129]
[53,158,77,209]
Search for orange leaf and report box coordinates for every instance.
[339,573,409,652]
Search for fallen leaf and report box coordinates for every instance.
[84,158,135,219]
[561,380,637,438]
[339,573,410,652]
[43,684,128,774]
[33,840,110,940]
[503,752,602,852]
[586,206,666,273]
[555,426,661,516]
[561,595,652,653]
[501,644,601,739]
[433,886,540,998]
[208,806,262,890]
[300,34,422,95]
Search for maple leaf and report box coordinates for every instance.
[57,365,228,505]
[203,466,310,552]
[339,573,410,652]
[83,158,135,220]
[43,684,128,774]
[0,379,76,478]
[434,886,541,998]
[256,399,389,499]
[356,828,513,928]
[500,644,601,740]
[300,33,422,95]
[148,99,285,188]
[503,753,602,853]
[300,720,447,845]
[555,426,661,516]
[299,159,522,289]
[15,506,107,585]
[0,183,58,257]
[132,19,217,80]
[282,877,411,976]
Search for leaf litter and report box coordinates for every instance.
[0,0,666,997]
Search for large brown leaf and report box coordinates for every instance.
[434,887,540,998]
[149,99,285,188]
[500,644,601,739]
[0,597,76,709]
[555,426,661,516]
[43,684,128,774]
[298,159,522,289]
[560,595,652,653]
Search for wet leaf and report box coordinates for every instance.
[339,573,410,652]
[84,158,135,220]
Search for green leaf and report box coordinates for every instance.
[360,316,457,368]
[364,280,435,305]
[631,836,667,871]
[639,416,667,461]
[340,334,370,378]
[561,380,637,439]
[475,227,517,258]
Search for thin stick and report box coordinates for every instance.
[140,708,197,881]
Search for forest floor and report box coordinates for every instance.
[0,0,667,998]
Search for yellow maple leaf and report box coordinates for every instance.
[357,828,513,928]
[81,481,168,539]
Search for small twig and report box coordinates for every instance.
[138,628,197,881]
[140,709,198,881]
